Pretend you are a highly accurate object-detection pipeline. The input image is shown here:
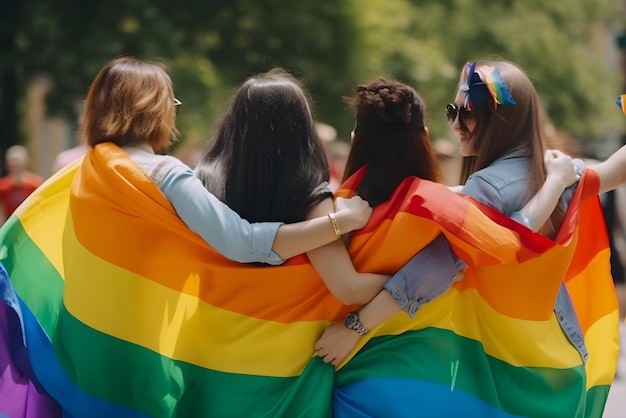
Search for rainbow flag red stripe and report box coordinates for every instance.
[0,143,618,417]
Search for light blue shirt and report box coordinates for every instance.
[160,166,285,265]
[126,146,285,265]
[384,146,588,362]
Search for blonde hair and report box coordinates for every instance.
[81,56,179,150]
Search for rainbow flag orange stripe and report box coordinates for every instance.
[0,143,618,417]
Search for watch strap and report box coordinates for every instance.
[345,312,369,336]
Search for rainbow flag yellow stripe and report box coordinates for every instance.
[0,143,618,418]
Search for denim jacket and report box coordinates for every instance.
[384,145,588,363]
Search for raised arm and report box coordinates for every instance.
[305,197,390,305]
[589,143,626,195]
[511,150,579,230]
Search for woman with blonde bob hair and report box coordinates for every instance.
[82,56,180,151]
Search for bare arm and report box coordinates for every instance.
[315,289,399,366]
[589,144,626,195]
[305,197,390,305]
[272,195,373,260]
[514,150,579,230]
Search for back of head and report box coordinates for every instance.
[459,60,545,190]
[343,77,440,206]
[196,68,330,223]
[81,56,179,151]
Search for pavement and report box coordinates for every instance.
[603,322,626,417]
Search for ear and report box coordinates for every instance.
[350,130,355,145]
[423,126,430,141]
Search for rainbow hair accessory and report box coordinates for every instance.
[461,62,515,111]
[616,94,626,115]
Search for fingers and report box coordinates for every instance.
[314,345,328,358]
[544,149,556,161]
[314,346,340,365]
[544,149,571,163]
[317,350,335,364]
[551,149,565,157]
[320,353,338,365]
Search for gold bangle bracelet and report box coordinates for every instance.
[328,212,342,239]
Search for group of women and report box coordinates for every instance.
[2,55,626,417]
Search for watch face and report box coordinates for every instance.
[344,312,358,328]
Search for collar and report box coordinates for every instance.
[124,144,155,155]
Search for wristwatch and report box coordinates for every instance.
[344,311,369,336]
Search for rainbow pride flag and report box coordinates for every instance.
[333,168,619,418]
[0,143,618,417]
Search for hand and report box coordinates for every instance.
[544,149,579,190]
[314,322,361,366]
[334,196,372,232]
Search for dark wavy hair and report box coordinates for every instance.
[195,68,331,224]
[342,77,441,206]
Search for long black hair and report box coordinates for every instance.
[195,68,331,223]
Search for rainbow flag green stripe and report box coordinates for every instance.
[0,217,64,335]
[336,329,588,417]
[52,306,334,417]
[0,143,618,418]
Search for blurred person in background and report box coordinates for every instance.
[316,122,344,191]
[0,145,44,224]
[432,138,461,186]
[51,128,88,174]
[173,141,202,169]
[603,175,626,320]
[327,140,351,191]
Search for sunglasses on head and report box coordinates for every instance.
[445,103,472,125]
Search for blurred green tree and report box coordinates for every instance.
[349,0,623,145]
[0,0,361,153]
[0,0,623,165]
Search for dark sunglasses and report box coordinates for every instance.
[445,103,472,125]
[174,98,182,115]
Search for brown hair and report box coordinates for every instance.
[458,60,546,194]
[81,56,179,150]
[342,77,441,206]
[457,60,565,236]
